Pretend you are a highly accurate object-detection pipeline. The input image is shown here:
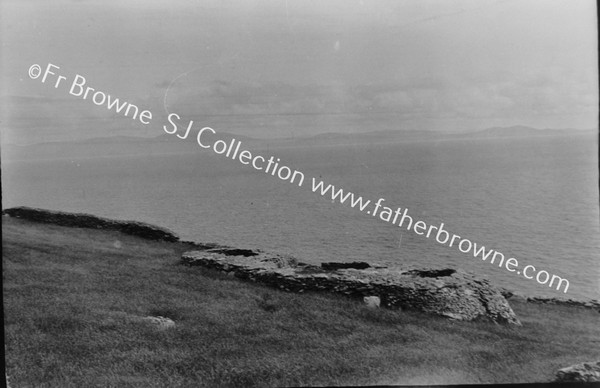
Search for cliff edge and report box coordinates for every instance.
[2,206,179,242]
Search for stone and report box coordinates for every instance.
[441,312,464,320]
[555,361,600,382]
[506,292,528,302]
[363,296,381,308]
[263,255,298,268]
[142,316,175,330]
[499,288,513,299]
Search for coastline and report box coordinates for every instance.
[3,206,600,386]
[3,205,599,310]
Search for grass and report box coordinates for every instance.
[3,216,600,387]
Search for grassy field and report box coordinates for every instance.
[3,216,599,387]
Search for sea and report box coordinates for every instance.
[3,133,599,301]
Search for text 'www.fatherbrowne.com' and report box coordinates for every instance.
[309,179,570,293]
[28,62,570,295]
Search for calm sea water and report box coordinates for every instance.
[3,134,599,300]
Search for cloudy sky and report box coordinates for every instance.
[1,0,597,143]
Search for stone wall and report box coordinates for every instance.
[2,206,179,242]
[181,249,522,325]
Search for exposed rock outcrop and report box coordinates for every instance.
[524,296,600,311]
[181,250,521,325]
[555,361,600,382]
[2,206,179,242]
[500,288,600,312]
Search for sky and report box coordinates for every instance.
[1,0,598,143]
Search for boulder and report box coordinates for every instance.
[363,296,381,308]
[555,361,600,382]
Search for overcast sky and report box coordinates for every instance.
[1,0,597,143]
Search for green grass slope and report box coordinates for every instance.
[3,216,599,387]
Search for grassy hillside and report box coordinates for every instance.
[3,216,599,387]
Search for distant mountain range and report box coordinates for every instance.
[2,126,595,161]
[301,126,593,141]
[467,126,593,138]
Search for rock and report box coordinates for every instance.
[322,262,371,270]
[441,312,464,320]
[499,288,513,299]
[363,296,381,308]
[263,255,298,268]
[525,296,600,311]
[2,207,179,242]
[507,292,528,302]
[181,251,521,325]
[555,361,600,382]
[142,316,175,330]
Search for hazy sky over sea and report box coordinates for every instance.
[1,0,597,143]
